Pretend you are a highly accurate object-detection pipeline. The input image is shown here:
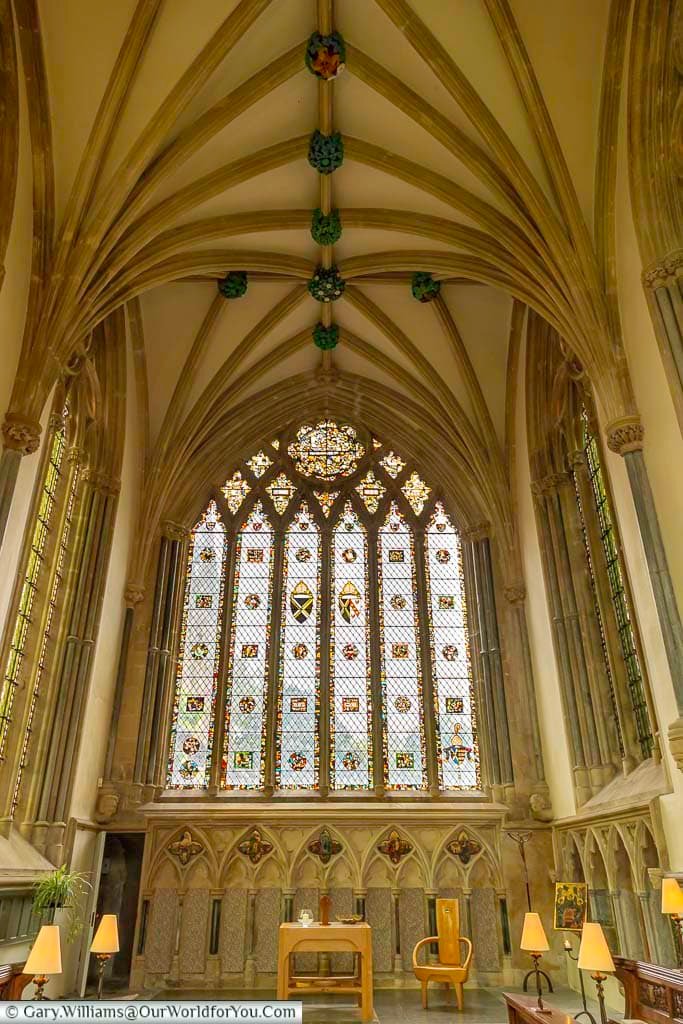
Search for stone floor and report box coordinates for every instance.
[150,985,619,1023]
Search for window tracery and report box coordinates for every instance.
[166,422,480,794]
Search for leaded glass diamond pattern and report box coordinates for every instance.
[377,503,427,789]
[266,473,296,514]
[222,503,273,789]
[222,471,250,513]
[277,504,320,788]
[331,503,372,789]
[355,470,385,514]
[425,503,479,789]
[247,450,272,478]
[402,472,431,516]
[379,451,405,479]
[167,501,226,788]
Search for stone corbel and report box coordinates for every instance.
[668,717,683,772]
[503,581,526,605]
[606,416,645,455]
[642,249,683,289]
[461,520,490,544]
[161,520,188,543]
[124,582,146,607]
[1,413,42,455]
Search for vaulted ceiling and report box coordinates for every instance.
[15,0,624,572]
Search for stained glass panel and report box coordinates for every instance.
[288,420,364,480]
[247,451,272,478]
[402,472,431,516]
[314,490,339,517]
[167,501,226,788]
[277,503,320,788]
[355,470,385,514]
[222,471,250,513]
[425,503,479,788]
[0,423,66,760]
[379,451,405,479]
[266,472,296,514]
[222,502,274,789]
[377,502,427,789]
[330,502,372,789]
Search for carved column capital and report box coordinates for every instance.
[668,716,683,773]
[503,582,526,605]
[162,520,188,542]
[531,471,571,497]
[606,416,645,456]
[82,468,121,496]
[642,249,683,289]
[124,582,146,607]
[461,520,490,543]
[2,413,42,455]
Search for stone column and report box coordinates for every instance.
[391,887,402,972]
[464,525,514,794]
[31,469,119,861]
[133,523,186,798]
[353,888,367,920]
[0,414,42,553]
[102,584,145,783]
[643,253,683,422]
[606,418,683,771]
[244,888,258,987]
[502,582,546,786]
[532,478,592,801]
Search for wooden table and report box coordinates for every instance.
[277,921,374,1022]
[504,992,574,1024]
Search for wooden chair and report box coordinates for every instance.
[412,898,473,1011]
[0,963,34,1000]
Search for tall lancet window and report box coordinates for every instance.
[378,502,427,790]
[222,502,273,789]
[276,503,321,789]
[330,502,372,790]
[167,501,226,788]
[425,503,479,789]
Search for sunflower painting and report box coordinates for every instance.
[554,881,588,931]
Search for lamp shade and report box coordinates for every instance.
[520,912,550,952]
[661,877,683,916]
[91,914,120,954]
[578,923,615,973]
[25,925,62,976]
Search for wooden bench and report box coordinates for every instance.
[0,963,34,1000]
[613,955,683,1023]
[504,992,575,1024]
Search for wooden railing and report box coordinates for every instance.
[613,956,683,1023]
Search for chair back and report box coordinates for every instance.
[436,898,461,966]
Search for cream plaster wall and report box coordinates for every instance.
[515,333,576,819]
[68,333,136,821]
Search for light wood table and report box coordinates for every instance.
[276,921,374,1022]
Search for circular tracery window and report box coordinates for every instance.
[287,420,365,481]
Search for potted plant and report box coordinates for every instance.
[32,865,92,942]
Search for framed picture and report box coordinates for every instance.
[554,881,588,931]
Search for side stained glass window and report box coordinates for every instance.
[222,502,273,789]
[167,501,226,788]
[425,503,479,789]
[377,502,427,790]
[277,503,320,788]
[330,502,372,790]
[0,421,67,761]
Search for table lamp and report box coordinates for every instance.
[91,914,119,999]
[661,877,683,965]
[24,924,62,1000]
[520,912,552,1014]
[578,922,615,1024]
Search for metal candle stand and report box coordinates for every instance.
[506,830,554,996]
[563,939,598,1024]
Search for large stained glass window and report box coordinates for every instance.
[167,501,226,788]
[166,422,480,794]
[277,503,321,789]
[330,502,372,789]
[378,503,427,790]
[222,503,273,789]
[0,419,67,761]
[425,503,479,789]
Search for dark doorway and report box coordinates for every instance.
[88,833,145,993]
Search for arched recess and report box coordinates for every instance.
[611,828,647,960]
[586,833,618,955]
